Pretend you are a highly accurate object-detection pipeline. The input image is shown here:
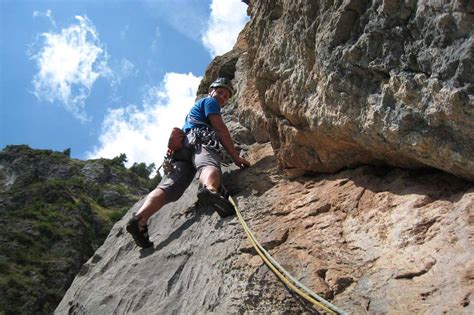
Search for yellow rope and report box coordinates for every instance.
[229,195,347,315]
[156,154,347,313]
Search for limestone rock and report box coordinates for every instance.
[236,0,474,180]
[56,143,474,314]
[100,189,132,208]
[80,162,111,184]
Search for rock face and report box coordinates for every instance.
[56,1,474,314]
[235,0,473,180]
[57,143,473,314]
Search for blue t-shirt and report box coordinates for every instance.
[182,97,221,132]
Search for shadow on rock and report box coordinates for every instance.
[223,155,278,198]
[139,246,155,258]
[345,165,472,203]
[153,205,215,253]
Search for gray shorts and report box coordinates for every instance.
[158,133,222,202]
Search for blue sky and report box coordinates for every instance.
[0,0,248,167]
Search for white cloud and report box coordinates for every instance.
[33,9,57,28]
[142,0,209,42]
[86,72,202,168]
[110,58,138,89]
[202,0,249,57]
[120,59,138,78]
[30,15,109,122]
[151,26,161,52]
[120,24,130,40]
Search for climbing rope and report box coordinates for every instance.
[228,195,348,315]
[155,154,347,313]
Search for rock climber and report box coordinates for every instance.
[126,78,250,248]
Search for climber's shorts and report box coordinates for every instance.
[157,134,222,202]
[192,144,222,172]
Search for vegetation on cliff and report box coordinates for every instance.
[0,145,160,315]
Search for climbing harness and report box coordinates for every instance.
[227,194,348,315]
[161,127,221,177]
[188,127,221,153]
[186,115,221,154]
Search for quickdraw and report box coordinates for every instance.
[162,154,174,176]
[188,127,221,153]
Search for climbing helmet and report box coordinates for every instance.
[209,78,234,97]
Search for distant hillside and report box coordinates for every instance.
[0,145,160,314]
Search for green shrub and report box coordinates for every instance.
[108,208,127,222]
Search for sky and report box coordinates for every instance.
[0,0,249,168]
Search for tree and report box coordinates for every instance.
[62,148,71,157]
[111,153,128,167]
[148,172,162,191]
[130,162,156,178]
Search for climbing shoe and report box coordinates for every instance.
[197,187,236,218]
[126,214,154,248]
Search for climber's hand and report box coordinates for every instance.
[233,156,250,169]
